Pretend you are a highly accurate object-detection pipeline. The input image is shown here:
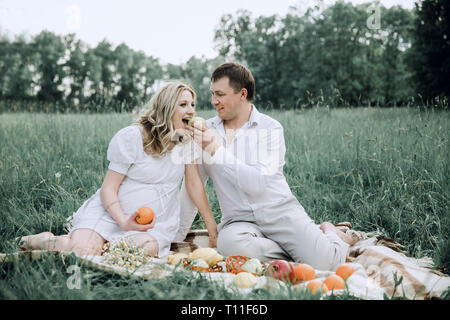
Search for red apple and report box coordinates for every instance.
[265,260,296,283]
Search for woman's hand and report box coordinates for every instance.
[208,231,218,248]
[119,211,156,232]
[206,223,218,248]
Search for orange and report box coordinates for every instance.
[324,274,345,291]
[335,264,355,280]
[306,279,329,295]
[135,206,155,224]
[293,263,316,282]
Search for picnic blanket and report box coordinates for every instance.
[2,225,449,300]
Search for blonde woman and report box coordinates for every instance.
[19,82,218,258]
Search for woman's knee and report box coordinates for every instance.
[70,229,105,256]
[141,239,158,257]
[126,234,159,257]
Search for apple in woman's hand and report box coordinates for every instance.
[265,260,296,283]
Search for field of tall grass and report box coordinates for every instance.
[0,107,449,299]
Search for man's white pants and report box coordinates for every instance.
[217,195,350,271]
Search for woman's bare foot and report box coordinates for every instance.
[18,232,55,250]
[319,222,355,246]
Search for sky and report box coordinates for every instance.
[0,0,416,64]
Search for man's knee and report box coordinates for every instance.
[301,246,347,271]
[217,227,287,262]
[217,228,255,257]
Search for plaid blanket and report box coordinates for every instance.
[2,225,449,300]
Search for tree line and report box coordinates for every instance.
[0,0,448,112]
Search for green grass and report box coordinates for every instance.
[0,107,449,299]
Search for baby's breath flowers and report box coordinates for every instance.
[102,238,151,271]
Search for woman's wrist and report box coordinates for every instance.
[205,222,218,236]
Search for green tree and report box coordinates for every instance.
[90,39,116,110]
[0,34,37,100]
[114,44,163,111]
[32,31,66,105]
[165,55,225,110]
[379,5,415,106]
[409,0,449,104]
[64,34,89,109]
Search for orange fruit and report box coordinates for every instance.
[135,206,155,224]
[335,264,355,280]
[306,279,329,295]
[293,263,316,282]
[324,274,345,290]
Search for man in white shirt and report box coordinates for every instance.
[175,62,354,271]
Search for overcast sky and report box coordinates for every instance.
[0,0,416,64]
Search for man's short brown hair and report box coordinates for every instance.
[211,62,255,101]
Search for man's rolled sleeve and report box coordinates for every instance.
[209,126,285,196]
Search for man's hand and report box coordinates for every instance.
[187,122,221,156]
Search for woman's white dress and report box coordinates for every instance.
[69,125,198,257]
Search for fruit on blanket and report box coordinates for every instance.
[167,253,188,265]
[135,206,154,224]
[188,116,207,128]
[241,258,264,275]
[306,279,329,295]
[188,248,223,267]
[190,258,209,269]
[293,263,315,282]
[265,260,296,283]
[233,272,258,288]
[336,264,355,280]
[324,274,345,290]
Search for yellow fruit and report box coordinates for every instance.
[188,248,223,267]
[233,272,258,288]
[167,253,188,265]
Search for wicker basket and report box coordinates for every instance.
[225,255,265,276]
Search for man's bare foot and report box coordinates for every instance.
[18,232,55,250]
[319,222,355,246]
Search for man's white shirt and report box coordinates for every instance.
[174,105,294,241]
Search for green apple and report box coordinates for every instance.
[188,116,207,128]
[241,258,264,275]
[190,258,209,269]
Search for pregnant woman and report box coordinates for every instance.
[19,82,217,258]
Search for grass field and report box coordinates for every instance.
[0,107,449,299]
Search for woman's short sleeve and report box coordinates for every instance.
[107,126,142,174]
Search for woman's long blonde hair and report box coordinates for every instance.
[135,81,195,158]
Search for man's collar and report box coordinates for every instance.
[209,104,260,128]
[248,104,260,127]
